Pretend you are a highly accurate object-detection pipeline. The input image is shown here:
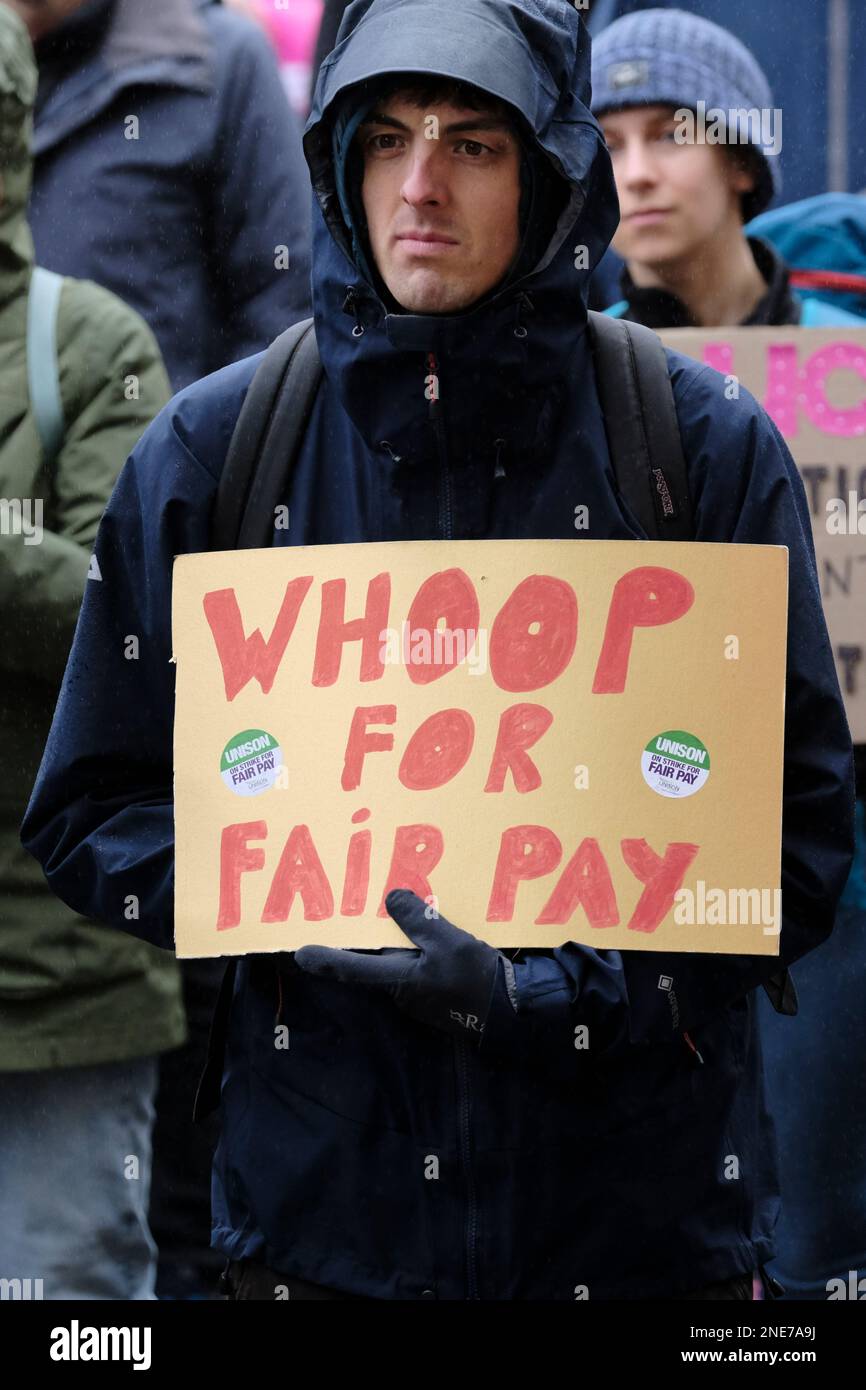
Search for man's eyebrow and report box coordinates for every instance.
[444,118,513,135]
[644,110,679,127]
[360,112,411,131]
[360,111,514,136]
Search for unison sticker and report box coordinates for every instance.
[221,728,282,796]
[641,730,710,799]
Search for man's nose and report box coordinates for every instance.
[400,147,448,206]
[617,139,658,190]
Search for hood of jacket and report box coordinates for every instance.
[0,5,36,313]
[302,0,620,474]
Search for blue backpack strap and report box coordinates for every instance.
[27,266,65,465]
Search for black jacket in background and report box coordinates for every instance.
[28,0,312,390]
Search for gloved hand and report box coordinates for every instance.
[293,889,506,1044]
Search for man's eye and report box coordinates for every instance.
[367,133,402,152]
[455,139,490,157]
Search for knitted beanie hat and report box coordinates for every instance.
[590,7,780,221]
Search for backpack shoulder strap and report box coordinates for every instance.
[586,310,693,542]
[587,310,796,1017]
[27,266,65,466]
[212,316,321,551]
[196,317,321,1123]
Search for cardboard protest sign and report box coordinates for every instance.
[661,326,866,740]
[172,539,787,959]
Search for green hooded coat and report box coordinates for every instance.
[0,5,184,1070]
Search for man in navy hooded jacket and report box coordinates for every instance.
[21,0,855,1300]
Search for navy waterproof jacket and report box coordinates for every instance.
[27,0,312,390]
[21,0,855,1300]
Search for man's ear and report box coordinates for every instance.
[723,145,759,199]
[720,146,760,226]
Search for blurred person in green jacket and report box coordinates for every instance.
[0,4,184,1299]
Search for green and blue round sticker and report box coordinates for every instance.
[220,728,282,796]
[642,729,710,798]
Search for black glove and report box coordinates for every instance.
[293,888,506,1044]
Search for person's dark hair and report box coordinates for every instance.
[722,142,767,225]
[361,74,516,127]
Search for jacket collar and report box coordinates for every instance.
[617,235,800,329]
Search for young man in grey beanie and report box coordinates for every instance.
[591,6,861,330]
[593,5,866,1304]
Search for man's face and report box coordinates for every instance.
[1,0,88,43]
[358,94,522,314]
[599,104,754,268]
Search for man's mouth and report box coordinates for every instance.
[395,231,460,253]
[624,208,673,224]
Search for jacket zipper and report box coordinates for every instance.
[429,349,474,1293]
[682,1029,705,1064]
[454,1035,479,1299]
[427,351,452,539]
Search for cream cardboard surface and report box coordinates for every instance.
[661,326,866,740]
[172,539,787,957]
